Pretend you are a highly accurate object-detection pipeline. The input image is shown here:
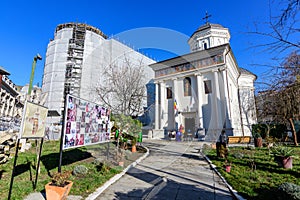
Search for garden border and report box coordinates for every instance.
[200,147,245,200]
[86,145,150,200]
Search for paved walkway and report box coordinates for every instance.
[95,140,233,200]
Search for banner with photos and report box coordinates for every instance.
[63,94,111,150]
[20,101,48,139]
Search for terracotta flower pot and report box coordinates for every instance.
[118,161,124,167]
[275,156,293,169]
[45,181,73,200]
[225,165,231,173]
[254,137,263,147]
[131,145,136,153]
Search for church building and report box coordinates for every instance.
[149,22,257,140]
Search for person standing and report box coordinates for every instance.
[216,129,228,158]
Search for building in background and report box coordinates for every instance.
[150,22,257,140]
[42,23,155,125]
[0,67,20,131]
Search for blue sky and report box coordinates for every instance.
[0,0,289,87]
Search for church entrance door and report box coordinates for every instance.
[184,118,195,139]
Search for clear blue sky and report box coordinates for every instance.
[0,0,286,87]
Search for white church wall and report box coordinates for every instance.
[238,74,257,136]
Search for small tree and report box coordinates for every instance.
[95,57,147,116]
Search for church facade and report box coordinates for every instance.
[149,23,257,140]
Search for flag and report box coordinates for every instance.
[174,99,178,116]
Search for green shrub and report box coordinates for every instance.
[252,124,268,139]
[73,165,88,176]
[96,162,111,174]
[278,182,300,200]
[92,158,102,166]
[269,124,287,139]
[233,152,244,159]
[252,123,287,139]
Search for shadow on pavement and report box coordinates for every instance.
[115,166,232,200]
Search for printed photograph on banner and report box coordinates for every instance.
[63,94,111,150]
[20,101,48,139]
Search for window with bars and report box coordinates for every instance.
[184,77,192,96]
[204,80,212,94]
[166,87,173,99]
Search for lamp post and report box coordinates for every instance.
[28,54,42,95]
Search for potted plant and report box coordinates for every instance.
[131,136,137,153]
[45,170,73,200]
[253,132,263,147]
[223,160,232,173]
[271,145,294,169]
[116,148,125,167]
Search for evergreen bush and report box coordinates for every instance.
[278,182,300,200]
[73,165,88,176]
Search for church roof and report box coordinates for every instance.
[150,43,229,70]
[197,23,224,32]
[0,66,10,75]
[190,23,226,38]
[239,67,257,79]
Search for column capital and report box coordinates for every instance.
[219,66,226,71]
[212,68,219,73]
[154,80,163,84]
[194,72,202,76]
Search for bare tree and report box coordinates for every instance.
[95,57,147,116]
[258,52,300,145]
[250,0,300,145]
[249,0,299,53]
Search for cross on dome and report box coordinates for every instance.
[202,11,212,24]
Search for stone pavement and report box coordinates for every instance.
[24,139,235,200]
[94,140,233,200]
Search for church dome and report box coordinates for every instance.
[193,23,225,35]
[188,22,230,52]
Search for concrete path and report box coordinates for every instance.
[95,140,233,200]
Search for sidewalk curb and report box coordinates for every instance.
[86,146,150,200]
[200,148,245,200]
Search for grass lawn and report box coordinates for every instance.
[204,145,300,200]
[0,140,142,200]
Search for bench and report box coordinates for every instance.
[228,136,251,144]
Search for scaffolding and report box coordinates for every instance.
[65,23,86,97]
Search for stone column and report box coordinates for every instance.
[154,82,160,130]
[160,81,166,129]
[196,73,204,128]
[172,78,178,129]
[221,67,231,126]
[213,69,222,128]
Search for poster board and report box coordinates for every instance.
[19,101,48,139]
[63,94,111,150]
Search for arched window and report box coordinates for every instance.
[184,77,192,96]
